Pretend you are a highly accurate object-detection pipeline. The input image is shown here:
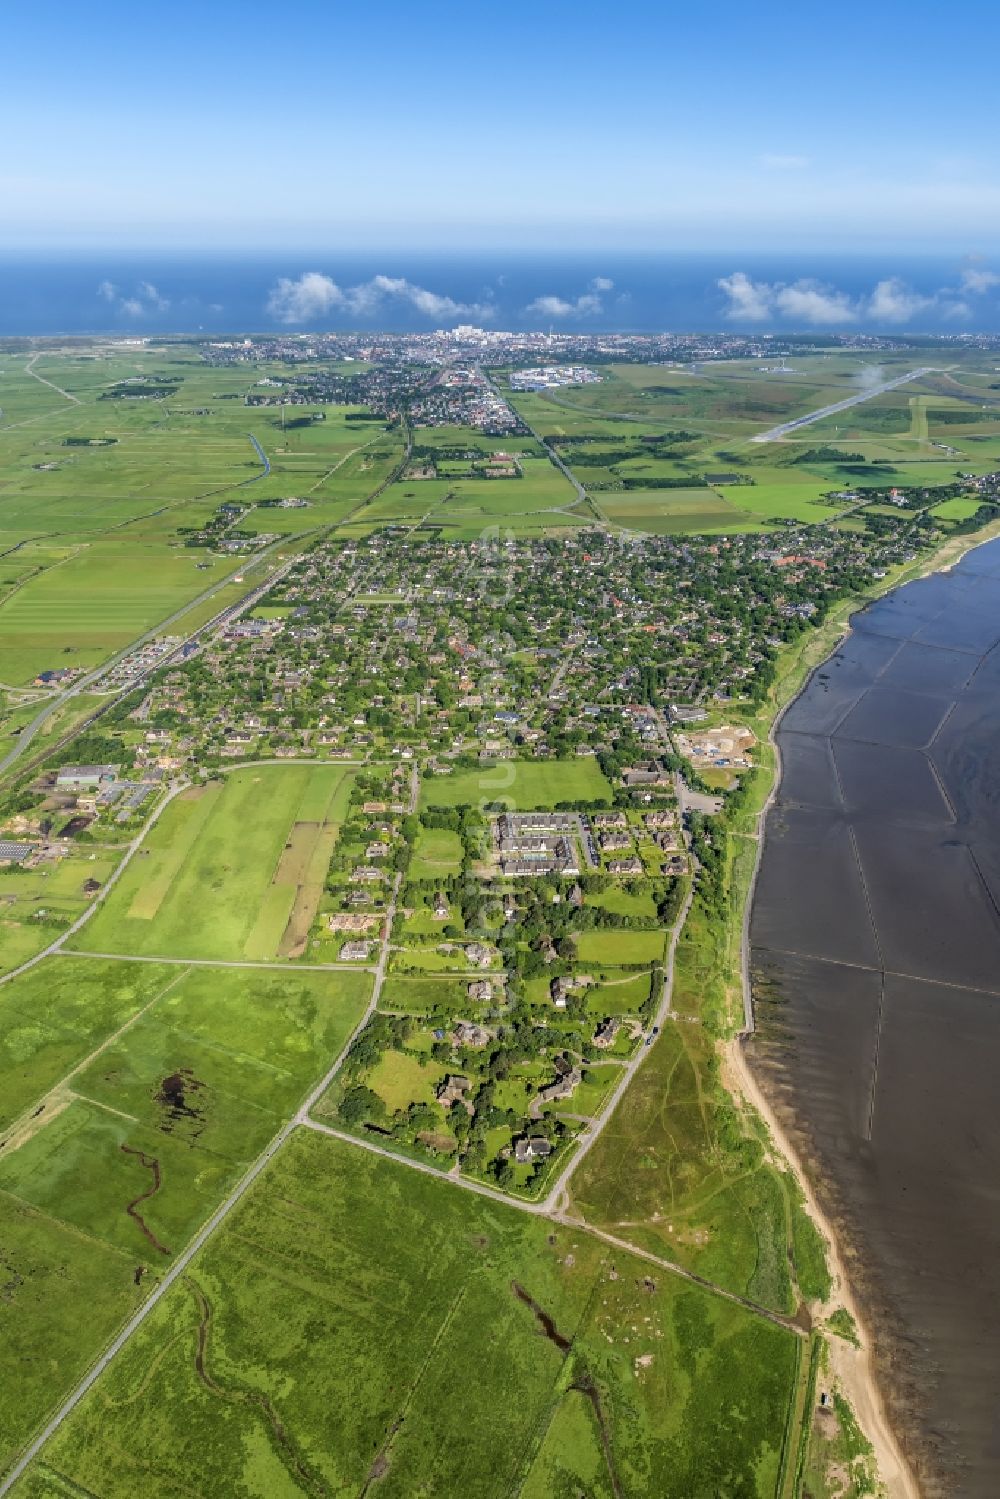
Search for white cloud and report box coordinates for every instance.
[774,280,855,324]
[266,270,491,324]
[96,278,170,318]
[959,265,1000,294]
[137,280,170,312]
[526,289,605,318]
[590,276,614,291]
[717,271,773,321]
[760,153,810,170]
[719,267,979,327]
[368,274,472,319]
[866,277,932,324]
[266,271,344,322]
[527,295,574,317]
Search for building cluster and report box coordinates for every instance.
[496,812,581,877]
[508,365,601,392]
[76,518,931,794]
[408,368,525,434]
[201,328,922,372]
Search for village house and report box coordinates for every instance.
[465,942,494,969]
[538,1065,582,1106]
[452,1020,492,1048]
[340,940,373,961]
[328,913,379,934]
[593,1018,620,1050]
[437,1073,471,1107]
[514,1136,553,1164]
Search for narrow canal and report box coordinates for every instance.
[748,537,1000,1497]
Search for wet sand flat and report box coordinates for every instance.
[749,536,1000,1496]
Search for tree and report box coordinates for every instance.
[338,1085,385,1126]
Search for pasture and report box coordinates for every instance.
[0,956,175,1132]
[73,765,355,961]
[0,346,407,685]
[420,757,612,810]
[15,1130,802,1498]
[0,846,120,976]
[0,961,371,1473]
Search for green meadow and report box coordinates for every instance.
[73,764,355,961]
[408,825,464,878]
[0,346,406,684]
[421,756,612,809]
[10,1130,802,1498]
[0,961,371,1474]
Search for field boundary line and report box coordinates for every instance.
[61,950,376,973]
[0,965,191,1152]
[0,786,414,1493]
[299,1116,806,1335]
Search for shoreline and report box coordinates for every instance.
[724,516,1000,1496]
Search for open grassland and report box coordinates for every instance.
[571,1016,799,1313]
[0,957,177,1133]
[0,962,371,1475]
[74,765,355,961]
[421,756,611,810]
[10,1130,802,1498]
[0,347,406,684]
[572,861,829,1316]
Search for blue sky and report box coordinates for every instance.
[5,0,1000,254]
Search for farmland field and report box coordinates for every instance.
[72,764,355,960]
[12,1130,802,1498]
[421,757,612,809]
[0,346,406,685]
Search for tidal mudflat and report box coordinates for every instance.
[749,536,1000,1498]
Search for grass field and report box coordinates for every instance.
[500,355,1000,537]
[421,757,612,810]
[0,346,409,685]
[11,1129,802,1497]
[0,961,371,1474]
[0,957,176,1134]
[73,765,355,960]
[408,825,464,879]
[575,928,666,964]
[0,846,121,976]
